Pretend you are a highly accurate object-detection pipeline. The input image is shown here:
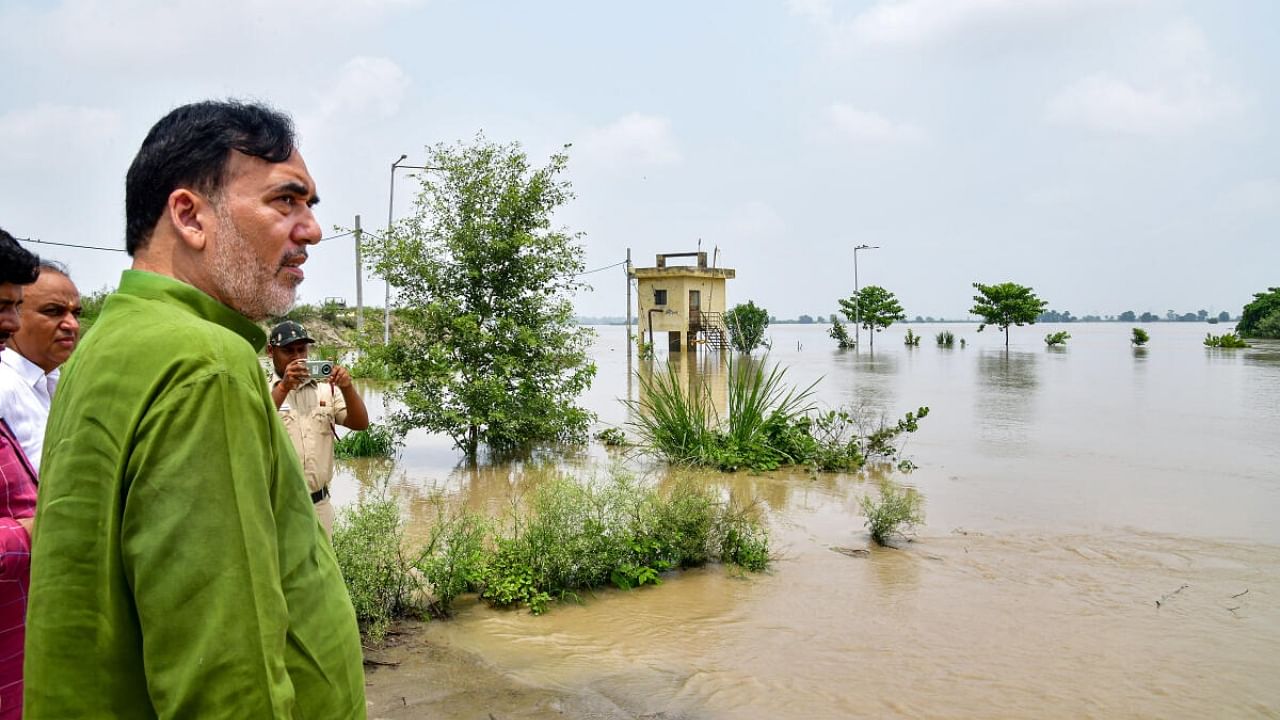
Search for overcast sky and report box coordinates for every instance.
[2,0,1276,320]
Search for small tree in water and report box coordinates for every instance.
[838,285,905,351]
[363,135,596,457]
[970,282,1049,348]
[724,301,770,352]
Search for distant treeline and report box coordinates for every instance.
[573,311,1240,326]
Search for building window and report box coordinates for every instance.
[654,289,667,305]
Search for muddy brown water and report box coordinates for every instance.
[335,323,1280,719]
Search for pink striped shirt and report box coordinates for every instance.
[0,418,36,720]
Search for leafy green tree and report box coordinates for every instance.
[838,285,905,350]
[363,135,596,457]
[969,282,1049,348]
[1118,310,1136,322]
[1217,310,1230,323]
[1131,327,1149,346]
[1238,288,1280,338]
[724,301,770,352]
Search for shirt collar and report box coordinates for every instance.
[0,347,55,388]
[116,270,267,351]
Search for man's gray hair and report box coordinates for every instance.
[37,258,70,277]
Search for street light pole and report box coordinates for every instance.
[853,244,879,349]
[384,155,439,344]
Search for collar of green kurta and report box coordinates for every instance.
[116,270,268,351]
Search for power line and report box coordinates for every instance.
[573,259,628,278]
[19,237,125,253]
[20,230,356,253]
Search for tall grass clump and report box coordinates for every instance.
[861,482,924,546]
[331,497,426,641]
[629,359,928,473]
[935,330,955,347]
[335,423,401,459]
[904,329,921,346]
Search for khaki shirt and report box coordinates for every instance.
[273,376,348,494]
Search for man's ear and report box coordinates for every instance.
[168,189,209,252]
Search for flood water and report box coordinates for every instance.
[340,323,1280,719]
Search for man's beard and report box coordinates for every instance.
[208,206,301,321]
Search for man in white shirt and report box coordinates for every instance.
[0,260,81,470]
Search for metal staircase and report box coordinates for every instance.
[692,311,731,351]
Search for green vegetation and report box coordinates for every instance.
[636,336,655,360]
[1204,332,1250,348]
[361,135,596,457]
[904,329,921,346]
[829,316,855,348]
[77,288,112,336]
[970,282,1049,348]
[1044,331,1071,347]
[724,300,771,352]
[861,482,924,546]
[627,359,815,471]
[331,497,423,641]
[1131,327,1150,346]
[627,359,928,473]
[935,331,955,347]
[594,427,628,446]
[1237,287,1280,338]
[334,473,774,626]
[334,423,401,459]
[838,285,905,351]
[347,341,397,381]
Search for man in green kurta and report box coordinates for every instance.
[24,101,366,718]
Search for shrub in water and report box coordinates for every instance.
[1131,327,1149,346]
[904,329,921,346]
[1044,331,1071,347]
[935,331,955,347]
[861,482,924,546]
[1204,332,1249,348]
[595,427,628,446]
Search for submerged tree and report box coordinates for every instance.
[838,285,905,350]
[724,301,770,352]
[363,135,596,457]
[970,282,1049,348]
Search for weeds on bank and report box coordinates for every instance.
[861,482,924,546]
[334,472,773,626]
[331,497,422,642]
[628,358,928,473]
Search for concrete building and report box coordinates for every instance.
[632,251,735,352]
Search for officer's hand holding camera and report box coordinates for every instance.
[280,358,311,391]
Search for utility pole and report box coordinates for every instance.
[853,244,878,349]
[354,214,363,333]
[625,248,632,361]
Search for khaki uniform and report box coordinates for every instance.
[273,376,347,535]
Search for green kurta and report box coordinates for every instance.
[25,271,366,718]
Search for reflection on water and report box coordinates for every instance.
[344,323,1280,719]
[974,350,1038,455]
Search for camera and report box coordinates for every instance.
[306,360,335,379]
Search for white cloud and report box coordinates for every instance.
[0,105,124,165]
[317,57,411,120]
[793,0,1139,50]
[828,104,925,145]
[1046,71,1242,137]
[576,114,682,169]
